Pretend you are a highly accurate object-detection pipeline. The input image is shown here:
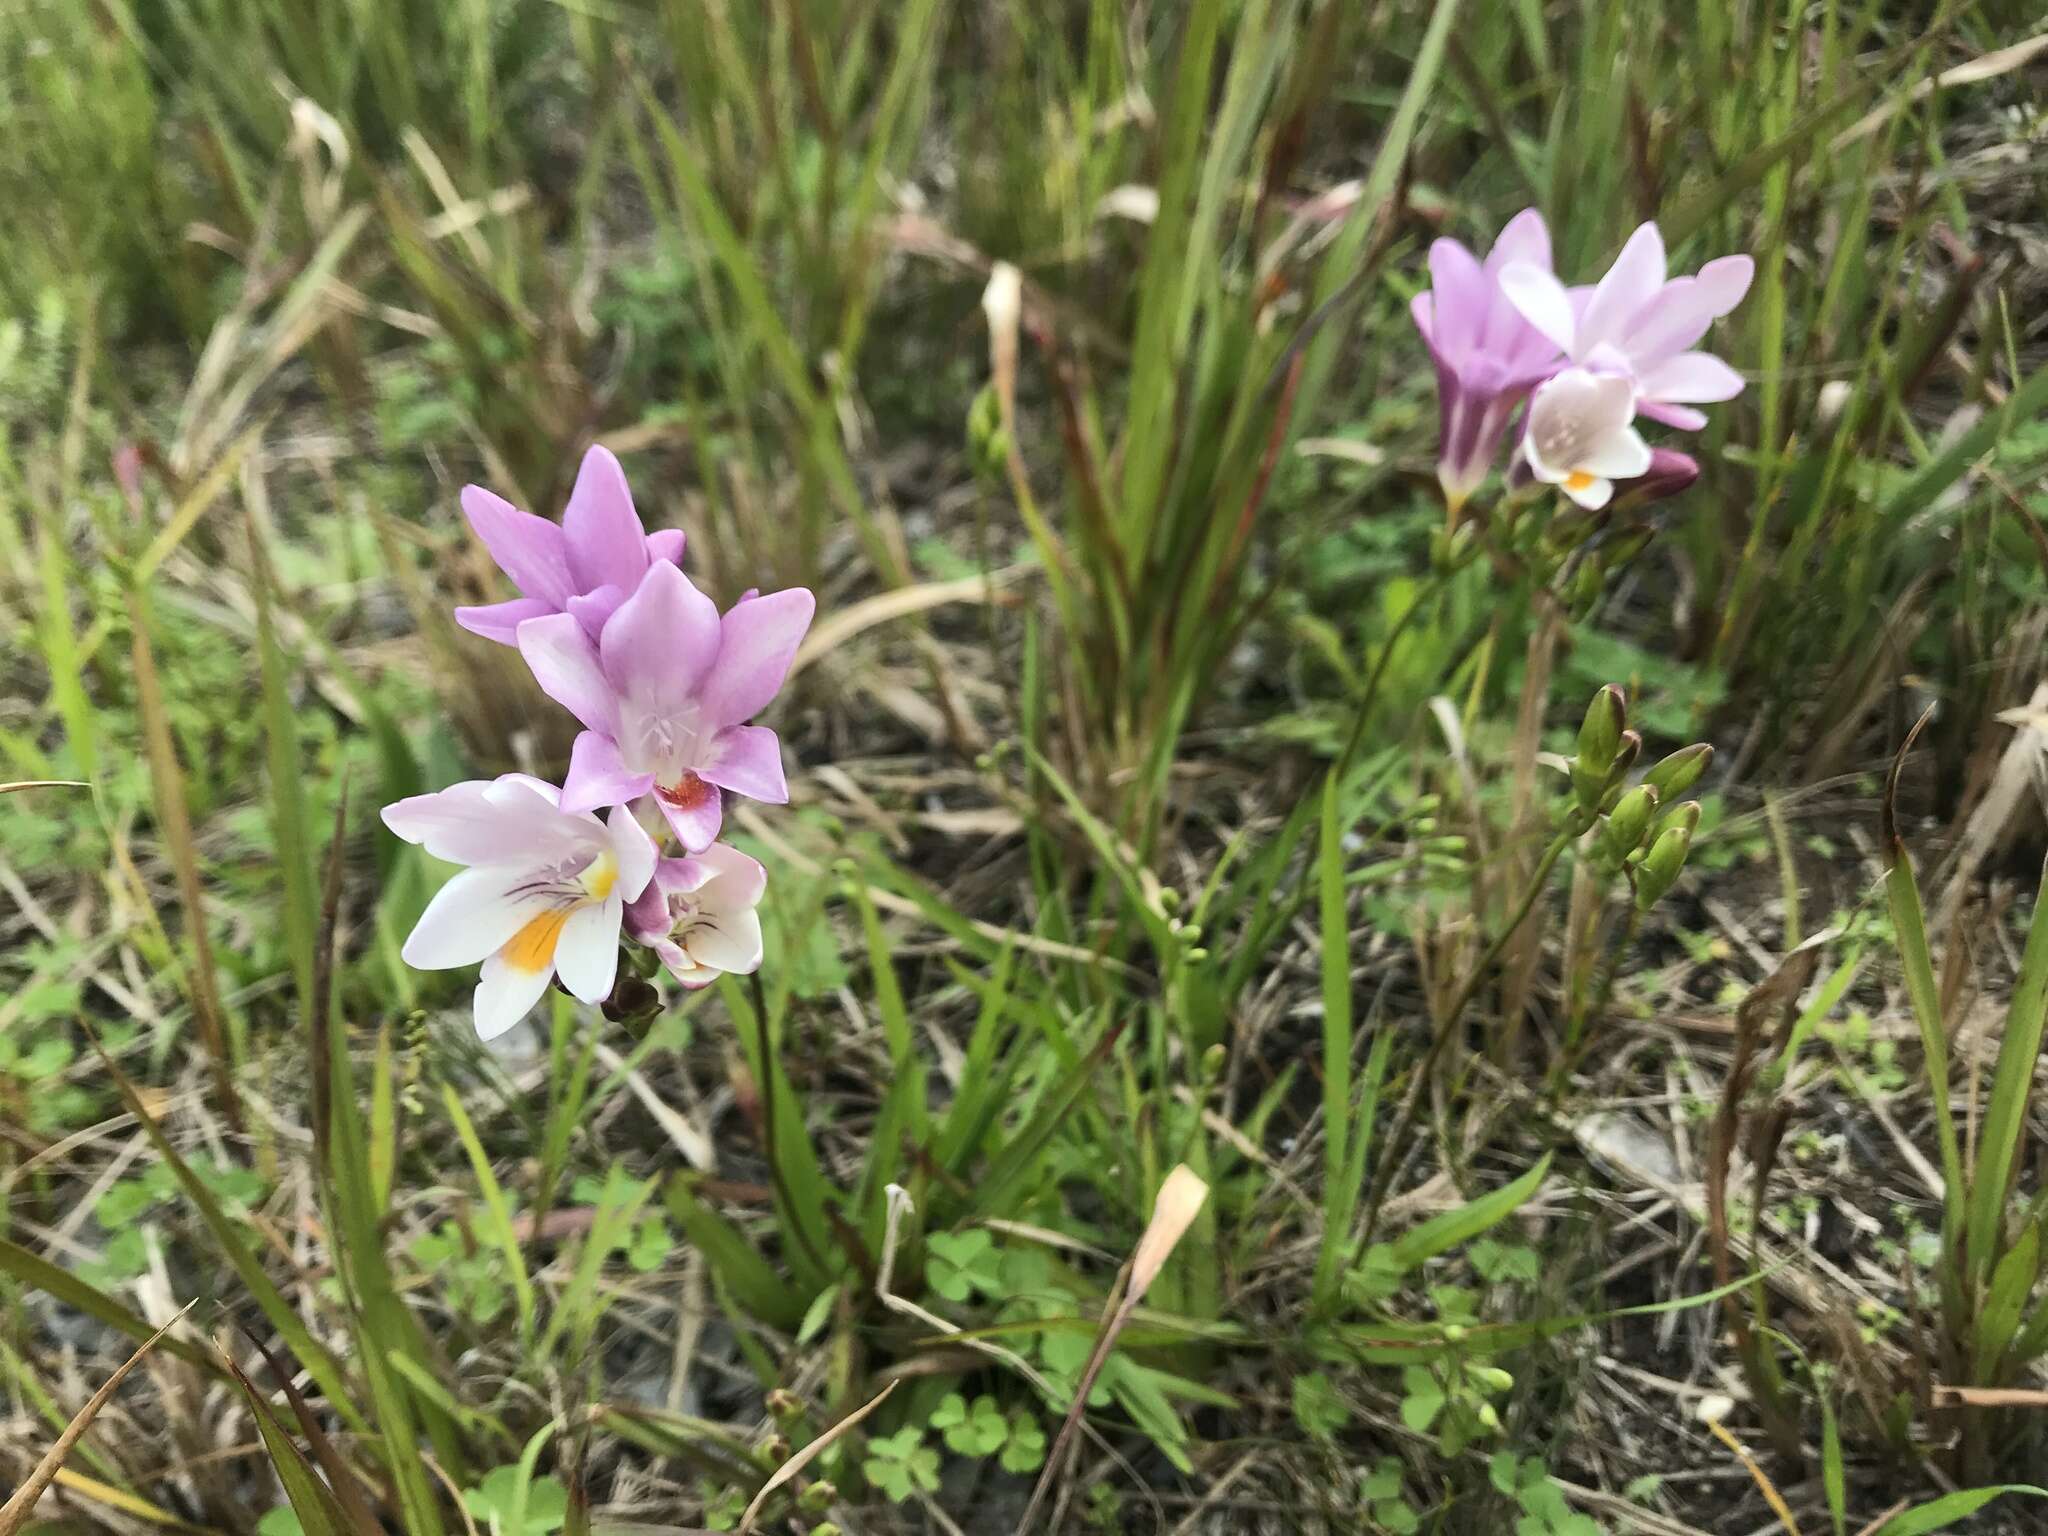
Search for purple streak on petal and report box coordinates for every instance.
[454,596,554,645]
[560,446,650,594]
[599,561,722,711]
[560,731,656,815]
[698,725,788,804]
[702,587,814,727]
[645,528,686,567]
[462,486,573,607]
[517,614,621,736]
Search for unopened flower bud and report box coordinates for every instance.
[1599,784,1660,865]
[1470,1366,1513,1392]
[1611,447,1700,512]
[1635,803,1701,910]
[1476,1402,1501,1432]
[767,1388,802,1423]
[1576,686,1626,778]
[799,1482,837,1514]
[1644,743,1713,801]
[1200,1043,1226,1078]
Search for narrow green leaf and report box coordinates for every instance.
[1965,857,2048,1288]
[1384,1155,1553,1275]
[1872,1486,2048,1536]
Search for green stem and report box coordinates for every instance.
[1358,828,1573,1247]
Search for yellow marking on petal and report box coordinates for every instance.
[1564,471,1596,493]
[581,851,618,902]
[503,908,570,972]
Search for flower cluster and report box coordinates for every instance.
[383,448,813,1039]
[1412,211,1752,513]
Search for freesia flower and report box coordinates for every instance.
[382,774,657,1039]
[454,445,686,644]
[1410,208,1566,511]
[516,562,815,851]
[1500,223,1752,430]
[1520,367,1652,511]
[623,843,766,987]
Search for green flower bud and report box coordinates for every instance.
[1611,729,1643,778]
[767,1388,802,1423]
[1470,1366,1514,1393]
[1577,686,1626,777]
[1201,1043,1227,1078]
[1442,1323,1467,1344]
[1644,743,1713,801]
[1475,1402,1501,1432]
[799,1482,837,1514]
[1598,784,1660,866]
[1635,802,1700,910]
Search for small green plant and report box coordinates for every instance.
[862,1425,940,1503]
[929,1392,1046,1473]
[1491,1452,1604,1536]
[1359,1458,1420,1533]
[462,1467,569,1535]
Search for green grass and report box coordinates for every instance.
[3,2,2048,1533]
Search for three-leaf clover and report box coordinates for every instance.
[1399,1366,1445,1432]
[863,1426,940,1502]
[925,1229,1001,1303]
[931,1392,1008,1455]
[999,1411,1047,1474]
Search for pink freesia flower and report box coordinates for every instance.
[515,562,815,851]
[382,775,657,1040]
[1519,367,1653,510]
[454,446,686,645]
[1499,223,1752,431]
[1410,208,1566,510]
[623,843,766,988]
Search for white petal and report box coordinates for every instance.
[553,897,621,1003]
[1523,369,1637,480]
[473,953,554,1040]
[684,906,763,976]
[1562,475,1614,511]
[1498,263,1577,354]
[1578,425,1653,479]
[402,867,545,969]
[382,781,512,867]
[604,804,659,900]
[697,843,768,907]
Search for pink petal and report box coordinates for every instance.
[702,587,815,727]
[560,446,650,594]
[462,486,573,607]
[1499,263,1578,354]
[552,898,622,1003]
[655,779,724,852]
[568,585,625,640]
[646,528,686,567]
[1409,289,1434,346]
[1483,207,1551,277]
[697,842,768,907]
[382,781,519,866]
[698,725,788,804]
[560,731,656,815]
[599,561,722,712]
[1638,400,1709,430]
[1640,351,1745,403]
[654,853,716,898]
[454,596,554,645]
[1424,238,1487,358]
[1576,223,1667,354]
[517,614,620,736]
